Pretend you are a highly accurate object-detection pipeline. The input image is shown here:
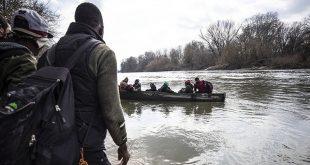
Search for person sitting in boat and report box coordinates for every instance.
[158,82,175,93]
[194,77,206,93]
[133,79,141,91]
[178,80,194,93]
[119,77,134,92]
[146,83,157,91]
[194,77,213,93]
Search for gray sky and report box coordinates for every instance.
[49,0,310,67]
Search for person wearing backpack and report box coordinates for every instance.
[40,2,130,165]
[194,77,206,93]
[194,77,213,93]
[0,9,52,97]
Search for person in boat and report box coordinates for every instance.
[146,83,157,91]
[158,81,175,93]
[178,80,194,93]
[133,79,141,91]
[119,77,128,90]
[194,77,213,93]
[205,81,213,93]
[194,77,206,93]
[120,77,134,92]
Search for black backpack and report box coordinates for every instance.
[0,38,99,165]
[205,81,213,93]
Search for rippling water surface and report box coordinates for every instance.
[106,69,310,165]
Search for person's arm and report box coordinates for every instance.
[89,44,130,164]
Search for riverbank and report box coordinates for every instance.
[119,55,310,73]
[205,54,310,70]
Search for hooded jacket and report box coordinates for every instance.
[51,22,127,148]
[0,42,37,96]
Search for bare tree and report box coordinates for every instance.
[280,22,303,55]
[239,12,284,60]
[182,40,210,70]
[301,15,310,56]
[120,12,310,72]
[200,20,240,57]
[136,51,156,71]
[169,48,181,66]
[120,57,138,72]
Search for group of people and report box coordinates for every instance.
[119,77,141,92]
[120,77,213,94]
[1,3,129,165]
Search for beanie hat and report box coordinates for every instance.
[12,8,53,38]
[75,2,103,29]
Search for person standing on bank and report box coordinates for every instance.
[0,9,52,97]
[40,3,130,165]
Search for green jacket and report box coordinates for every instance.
[37,35,127,146]
[89,43,127,146]
[0,42,37,97]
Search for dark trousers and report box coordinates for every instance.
[83,150,111,165]
[77,114,109,165]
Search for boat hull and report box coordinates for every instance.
[119,91,225,102]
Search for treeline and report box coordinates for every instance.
[121,12,310,72]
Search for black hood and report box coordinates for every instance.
[66,22,105,43]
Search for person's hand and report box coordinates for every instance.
[117,142,130,165]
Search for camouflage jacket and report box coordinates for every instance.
[0,42,37,97]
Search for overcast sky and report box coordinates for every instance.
[48,0,310,67]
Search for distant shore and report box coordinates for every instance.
[119,55,310,73]
[205,56,310,70]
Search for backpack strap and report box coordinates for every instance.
[46,44,56,66]
[47,38,101,69]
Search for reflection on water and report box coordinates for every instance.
[122,100,224,116]
[105,69,310,165]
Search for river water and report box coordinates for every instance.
[106,69,310,165]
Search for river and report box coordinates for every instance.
[106,69,310,165]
